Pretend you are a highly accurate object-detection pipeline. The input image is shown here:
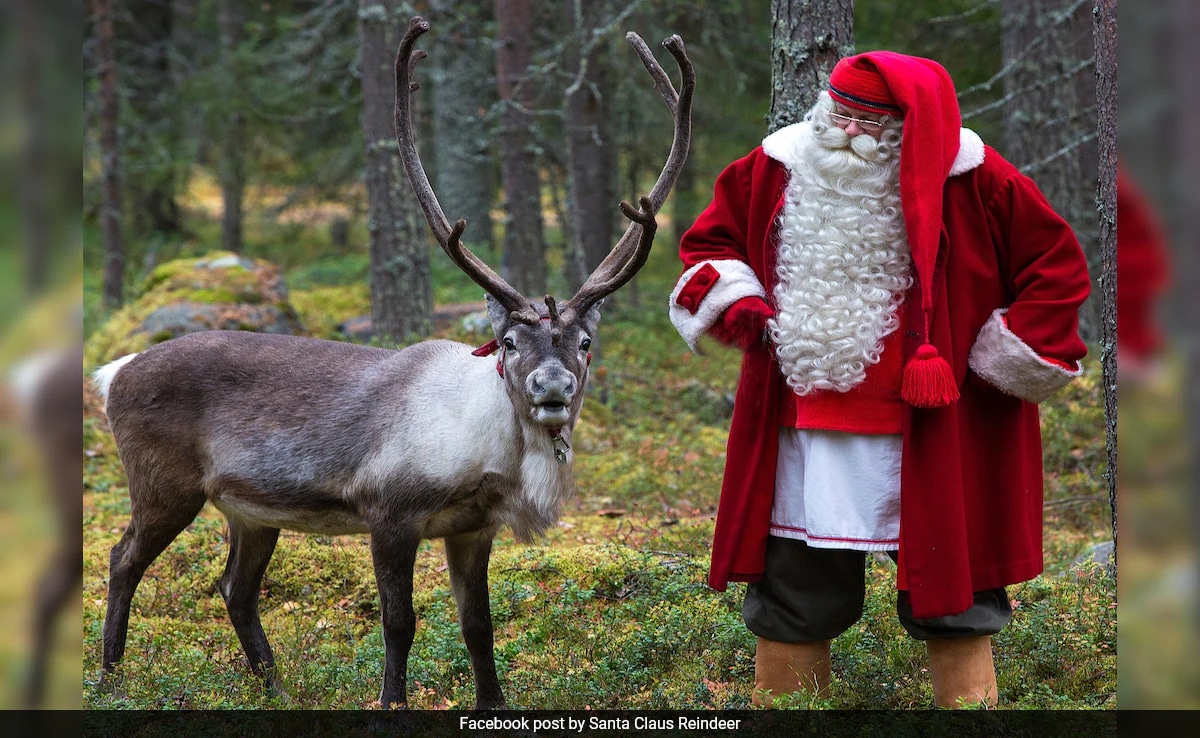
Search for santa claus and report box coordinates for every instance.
[668,52,1091,707]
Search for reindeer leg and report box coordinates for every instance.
[445,528,505,710]
[101,488,206,684]
[219,518,282,694]
[25,540,82,707]
[368,523,421,709]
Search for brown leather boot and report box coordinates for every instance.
[752,637,832,707]
[926,635,998,708]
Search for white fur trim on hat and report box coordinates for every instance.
[761,122,985,177]
[669,259,767,352]
[967,308,1083,404]
[948,128,984,177]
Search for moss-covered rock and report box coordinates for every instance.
[84,251,305,367]
[288,284,371,341]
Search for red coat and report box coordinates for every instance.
[1116,167,1169,362]
[669,124,1091,618]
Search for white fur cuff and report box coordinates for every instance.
[668,259,767,352]
[967,308,1083,404]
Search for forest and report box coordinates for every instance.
[32,0,1160,712]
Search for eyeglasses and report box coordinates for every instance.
[829,111,887,132]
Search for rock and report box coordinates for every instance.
[85,251,305,367]
[336,315,375,343]
[195,254,257,271]
[459,310,492,336]
[1070,540,1115,580]
[141,302,303,340]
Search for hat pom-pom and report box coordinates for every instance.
[902,344,960,408]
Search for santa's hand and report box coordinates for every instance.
[710,297,774,350]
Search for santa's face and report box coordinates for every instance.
[829,104,891,140]
[807,93,903,168]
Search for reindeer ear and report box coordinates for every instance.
[582,299,604,335]
[485,295,511,339]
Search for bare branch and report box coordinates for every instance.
[961,57,1095,120]
[1018,131,1097,176]
[927,0,1001,25]
[957,0,1093,98]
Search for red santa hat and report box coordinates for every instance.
[829,52,963,407]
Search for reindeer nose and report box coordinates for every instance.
[529,368,577,403]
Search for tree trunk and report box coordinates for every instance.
[359,0,432,342]
[1093,0,1117,550]
[95,0,124,311]
[495,0,546,296]
[1173,0,1200,536]
[768,0,855,134]
[1001,0,1099,342]
[123,0,183,240]
[563,0,618,291]
[170,0,196,102]
[218,0,245,254]
[16,0,47,296]
[429,1,497,255]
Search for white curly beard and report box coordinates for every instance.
[769,93,912,395]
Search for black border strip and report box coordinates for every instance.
[829,84,903,113]
[69,708,1126,738]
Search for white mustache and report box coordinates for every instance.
[814,125,894,163]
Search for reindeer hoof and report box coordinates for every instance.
[97,670,129,699]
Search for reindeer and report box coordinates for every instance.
[7,345,84,708]
[92,17,693,710]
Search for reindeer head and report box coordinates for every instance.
[394,17,693,433]
[483,295,600,430]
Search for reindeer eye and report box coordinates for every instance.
[503,337,516,351]
[580,338,592,351]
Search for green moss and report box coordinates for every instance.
[84,251,301,368]
[187,288,239,304]
[289,285,371,340]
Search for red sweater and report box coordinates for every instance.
[782,328,906,434]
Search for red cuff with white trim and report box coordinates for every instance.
[674,263,720,315]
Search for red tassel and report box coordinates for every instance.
[902,344,960,407]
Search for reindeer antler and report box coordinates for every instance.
[396,20,693,329]
[395,17,539,326]
[561,33,694,322]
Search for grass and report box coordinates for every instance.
[77,197,1117,710]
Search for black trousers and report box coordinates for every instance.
[743,536,1013,642]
